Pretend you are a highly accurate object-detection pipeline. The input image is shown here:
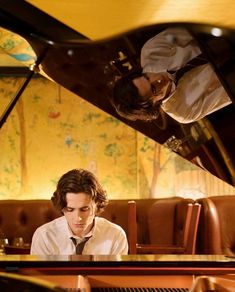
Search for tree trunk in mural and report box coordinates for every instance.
[16,96,28,194]
[150,143,161,198]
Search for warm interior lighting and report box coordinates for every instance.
[211,27,223,37]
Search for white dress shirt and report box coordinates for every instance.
[141,27,232,123]
[30,216,128,255]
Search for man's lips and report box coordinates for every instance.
[74,223,85,228]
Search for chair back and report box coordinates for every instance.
[128,198,201,255]
[196,196,235,256]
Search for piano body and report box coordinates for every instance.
[1,0,235,291]
[1,254,235,291]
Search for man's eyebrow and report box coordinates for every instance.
[66,205,90,209]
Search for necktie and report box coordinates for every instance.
[169,53,208,85]
[71,236,91,254]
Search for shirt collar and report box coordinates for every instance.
[162,82,176,104]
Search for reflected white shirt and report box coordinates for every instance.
[30,216,128,255]
[141,27,232,123]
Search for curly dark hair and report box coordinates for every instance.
[51,169,108,214]
[111,72,161,121]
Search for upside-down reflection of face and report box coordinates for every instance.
[63,192,97,237]
[132,72,173,104]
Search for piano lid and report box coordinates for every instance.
[0,1,235,186]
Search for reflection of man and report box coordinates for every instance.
[112,28,232,123]
[30,169,128,255]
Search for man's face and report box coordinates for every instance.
[132,72,172,103]
[63,192,97,237]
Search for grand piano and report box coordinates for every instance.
[1,0,235,291]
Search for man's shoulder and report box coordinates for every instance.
[36,215,65,232]
[95,217,125,233]
[141,27,194,59]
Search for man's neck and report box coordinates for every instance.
[73,219,95,238]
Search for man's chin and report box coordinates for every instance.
[72,225,86,235]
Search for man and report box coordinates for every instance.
[30,169,128,255]
[112,27,232,123]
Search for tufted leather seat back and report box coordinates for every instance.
[0,200,61,244]
[146,197,195,245]
[0,197,196,249]
[101,197,196,246]
[100,198,171,243]
[196,195,235,256]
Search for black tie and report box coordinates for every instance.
[71,236,91,254]
[169,53,208,85]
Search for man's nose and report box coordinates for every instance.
[75,211,83,221]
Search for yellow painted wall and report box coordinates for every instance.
[1,76,234,200]
[0,77,137,199]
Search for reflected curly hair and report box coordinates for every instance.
[51,169,108,214]
[111,72,161,121]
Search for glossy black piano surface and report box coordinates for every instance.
[0,254,235,273]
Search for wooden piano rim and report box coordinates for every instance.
[11,266,235,276]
